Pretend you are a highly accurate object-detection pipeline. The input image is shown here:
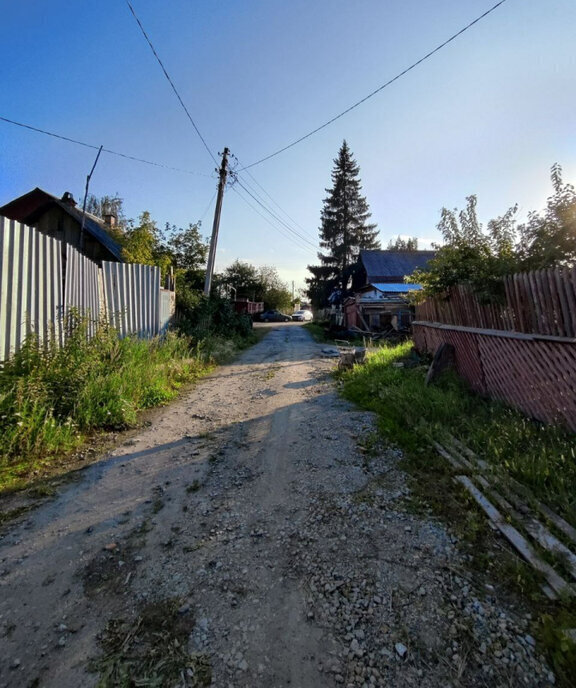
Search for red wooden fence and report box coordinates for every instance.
[415,267,576,337]
[413,268,576,431]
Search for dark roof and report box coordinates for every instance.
[359,250,435,279]
[0,187,124,262]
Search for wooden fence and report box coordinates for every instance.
[0,217,174,363]
[415,267,576,337]
[413,268,576,432]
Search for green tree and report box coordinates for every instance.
[387,236,419,251]
[220,260,260,299]
[163,222,208,272]
[518,163,576,270]
[411,195,519,302]
[412,165,576,303]
[122,212,166,269]
[219,260,292,310]
[307,141,380,304]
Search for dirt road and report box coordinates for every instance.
[0,324,553,687]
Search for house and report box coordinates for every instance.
[344,282,423,331]
[0,187,124,264]
[344,249,435,331]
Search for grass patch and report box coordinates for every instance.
[90,598,211,687]
[339,340,576,684]
[0,316,259,495]
[339,341,576,523]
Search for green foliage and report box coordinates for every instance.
[307,140,380,305]
[387,236,419,251]
[217,260,292,310]
[339,343,576,521]
[518,163,576,270]
[0,319,209,493]
[412,164,576,302]
[175,294,254,348]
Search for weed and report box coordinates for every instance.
[186,480,201,493]
[90,598,211,687]
[0,321,219,494]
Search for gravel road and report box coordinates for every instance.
[0,324,554,687]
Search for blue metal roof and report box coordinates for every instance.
[362,283,422,293]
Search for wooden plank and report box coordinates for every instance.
[455,475,572,598]
[411,321,576,344]
[474,475,576,582]
[555,268,572,338]
[546,268,564,337]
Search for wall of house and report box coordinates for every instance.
[35,207,113,264]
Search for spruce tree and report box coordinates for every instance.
[307,141,379,304]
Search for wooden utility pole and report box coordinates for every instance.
[204,147,229,297]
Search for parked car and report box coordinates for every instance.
[292,309,313,322]
[259,309,292,322]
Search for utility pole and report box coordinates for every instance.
[204,147,229,297]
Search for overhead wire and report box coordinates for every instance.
[241,0,509,170]
[199,189,218,223]
[124,0,218,166]
[239,165,316,241]
[230,185,316,254]
[0,115,211,176]
[231,172,315,247]
[232,176,318,250]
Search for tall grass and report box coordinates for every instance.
[340,341,576,523]
[0,319,212,492]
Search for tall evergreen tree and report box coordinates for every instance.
[307,141,379,305]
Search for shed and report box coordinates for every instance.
[0,187,124,264]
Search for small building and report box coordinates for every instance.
[342,249,434,331]
[344,283,422,331]
[0,187,124,264]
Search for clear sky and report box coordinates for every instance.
[1,0,575,291]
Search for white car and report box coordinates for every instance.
[292,309,313,322]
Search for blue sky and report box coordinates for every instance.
[1,0,575,291]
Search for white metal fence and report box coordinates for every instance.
[0,216,174,362]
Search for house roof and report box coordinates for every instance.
[359,250,435,279]
[359,283,422,293]
[0,187,124,262]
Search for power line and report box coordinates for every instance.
[240,165,316,240]
[232,171,316,247]
[242,0,509,170]
[0,115,211,176]
[230,185,316,253]
[233,177,318,250]
[200,190,218,222]
[125,0,217,166]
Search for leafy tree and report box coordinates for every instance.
[387,236,419,251]
[307,141,380,305]
[220,260,260,299]
[518,163,576,270]
[411,164,576,303]
[163,222,209,272]
[218,260,292,310]
[122,211,169,271]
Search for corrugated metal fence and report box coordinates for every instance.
[0,217,173,362]
[413,269,576,431]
